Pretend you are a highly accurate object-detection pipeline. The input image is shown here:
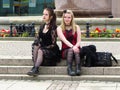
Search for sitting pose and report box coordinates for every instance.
[57,10,81,76]
[27,7,60,76]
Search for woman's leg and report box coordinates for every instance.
[34,49,43,67]
[32,45,40,64]
[66,48,75,76]
[74,52,81,75]
[27,48,43,76]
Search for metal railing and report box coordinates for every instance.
[10,23,35,37]
[83,22,120,38]
[0,22,120,38]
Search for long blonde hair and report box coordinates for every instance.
[60,10,77,34]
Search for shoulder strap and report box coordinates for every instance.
[111,54,118,64]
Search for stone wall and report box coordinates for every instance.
[0,16,120,31]
[55,0,111,11]
[111,0,120,18]
[55,0,120,18]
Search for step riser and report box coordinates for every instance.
[0,59,119,66]
[0,59,33,66]
[0,58,120,81]
[0,59,66,66]
[1,66,120,75]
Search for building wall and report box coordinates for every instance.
[55,0,120,18]
[0,0,55,16]
[1,0,120,17]
[111,0,120,18]
[55,0,111,12]
[0,0,14,16]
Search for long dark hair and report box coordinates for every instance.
[44,7,57,29]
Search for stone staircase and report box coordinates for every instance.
[0,58,120,81]
[0,39,120,81]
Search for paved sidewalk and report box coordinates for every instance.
[0,79,120,90]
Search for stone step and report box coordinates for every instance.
[0,58,66,66]
[0,66,120,75]
[0,41,120,59]
[55,10,111,18]
[0,58,119,66]
[0,74,120,82]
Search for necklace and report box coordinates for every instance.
[65,26,72,30]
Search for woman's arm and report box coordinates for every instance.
[57,26,73,48]
[74,25,81,47]
[71,25,81,53]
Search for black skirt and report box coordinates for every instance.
[32,44,61,66]
[41,44,61,66]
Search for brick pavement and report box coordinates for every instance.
[0,80,120,90]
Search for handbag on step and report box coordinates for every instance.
[95,52,118,66]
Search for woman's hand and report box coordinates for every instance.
[72,46,80,53]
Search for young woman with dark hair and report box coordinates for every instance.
[27,7,60,76]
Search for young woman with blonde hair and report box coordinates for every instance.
[57,10,81,76]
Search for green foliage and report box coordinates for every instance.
[89,27,115,38]
[21,32,29,37]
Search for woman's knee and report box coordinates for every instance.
[34,45,39,49]
[68,48,74,52]
[38,49,43,54]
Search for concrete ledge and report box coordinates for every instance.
[1,17,120,30]
[1,66,120,75]
[0,37,120,41]
[1,17,120,25]
[0,37,34,41]
[0,40,120,59]
[1,74,120,82]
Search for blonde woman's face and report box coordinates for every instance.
[63,13,72,25]
[42,9,50,22]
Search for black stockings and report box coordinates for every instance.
[32,45,43,67]
[67,48,74,64]
[66,48,80,64]
[32,45,39,63]
[74,52,80,65]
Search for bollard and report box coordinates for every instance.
[25,24,29,32]
[86,22,90,38]
[22,24,26,32]
[10,23,13,37]
[15,24,19,35]
[19,24,22,35]
[21,24,25,33]
[30,22,35,37]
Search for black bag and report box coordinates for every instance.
[80,45,97,67]
[95,52,118,66]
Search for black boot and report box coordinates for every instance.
[76,64,81,76]
[67,62,75,76]
[27,66,39,76]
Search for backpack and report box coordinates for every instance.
[80,45,97,67]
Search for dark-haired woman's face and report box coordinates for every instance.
[42,9,51,23]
